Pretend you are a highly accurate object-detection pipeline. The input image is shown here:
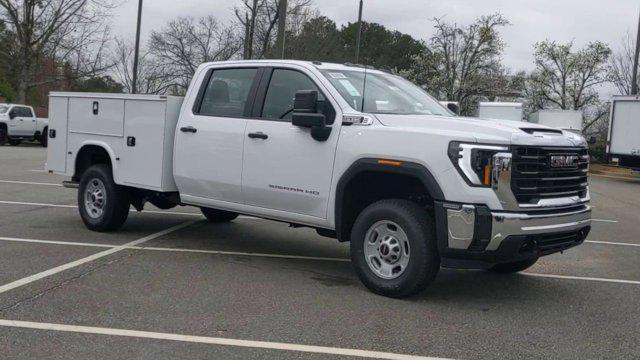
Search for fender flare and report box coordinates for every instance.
[334,158,445,241]
[74,141,119,181]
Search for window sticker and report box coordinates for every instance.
[328,72,347,79]
[339,79,361,96]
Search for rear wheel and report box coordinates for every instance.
[78,164,130,232]
[8,139,21,146]
[350,199,440,298]
[488,257,538,273]
[201,207,239,223]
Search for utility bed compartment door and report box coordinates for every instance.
[610,100,640,155]
[68,98,124,137]
[119,100,166,189]
[45,97,69,173]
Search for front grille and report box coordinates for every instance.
[519,226,590,256]
[511,146,589,204]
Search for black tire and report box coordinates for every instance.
[40,127,48,147]
[201,207,239,223]
[0,125,7,145]
[488,257,539,274]
[350,199,440,298]
[8,138,21,146]
[78,164,130,232]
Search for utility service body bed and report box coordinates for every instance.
[46,92,184,192]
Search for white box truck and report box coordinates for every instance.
[46,60,592,298]
[478,102,524,122]
[529,110,582,134]
[607,96,640,167]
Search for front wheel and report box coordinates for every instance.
[350,199,440,298]
[488,257,539,274]
[201,207,239,223]
[78,164,130,232]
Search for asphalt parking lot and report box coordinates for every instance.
[0,144,639,359]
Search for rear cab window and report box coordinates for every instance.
[195,68,258,118]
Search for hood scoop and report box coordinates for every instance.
[520,127,563,135]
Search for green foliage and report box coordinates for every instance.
[0,79,15,102]
[286,18,426,73]
[70,76,124,93]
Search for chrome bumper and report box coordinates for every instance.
[486,206,591,251]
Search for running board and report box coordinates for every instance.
[62,181,79,189]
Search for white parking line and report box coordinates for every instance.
[0,180,62,187]
[585,240,640,247]
[522,272,640,285]
[0,319,445,360]
[0,220,198,295]
[2,236,640,286]
[0,199,264,218]
[591,219,619,223]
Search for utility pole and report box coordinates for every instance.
[355,0,363,64]
[132,0,143,94]
[632,8,640,95]
[275,0,288,59]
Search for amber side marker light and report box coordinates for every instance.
[377,159,403,166]
[483,164,491,186]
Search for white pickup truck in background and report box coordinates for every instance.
[45,60,592,297]
[0,103,49,147]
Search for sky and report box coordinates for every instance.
[111,0,640,96]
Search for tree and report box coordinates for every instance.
[608,32,637,95]
[234,0,312,60]
[404,14,511,115]
[528,40,611,110]
[285,16,344,62]
[70,76,123,93]
[341,21,427,72]
[148,16,242,92]
[111,39,172,94]
[0,0,116,103]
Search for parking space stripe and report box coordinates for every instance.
[591,219,619,223]
[0,237,115,248]
[0,220,198,295]
[0,319,446,360]
[522,272,640,285]
[0,180,62,187]
[585,240,640,247]
[0,200,75,208]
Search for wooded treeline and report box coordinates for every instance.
[0,0,637,139]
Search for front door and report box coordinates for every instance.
[242,67,340,220]
[11,106,35,136]
[173,67,260,205]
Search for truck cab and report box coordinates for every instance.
[0,103,48,146]
[46,60,592,298]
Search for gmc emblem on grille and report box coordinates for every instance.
[549,155,579,168]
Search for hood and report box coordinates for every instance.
[373,114,587,147]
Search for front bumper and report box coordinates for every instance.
[434,202,591,268]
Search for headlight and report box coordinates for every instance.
[448,142,510,187]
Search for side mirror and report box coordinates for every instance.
[8,110,16,119]
[446,103,460,115]
[291,90,331,141]
[588,136,597,145]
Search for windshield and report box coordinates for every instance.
[0,105,8,114]
[320,69,453,116]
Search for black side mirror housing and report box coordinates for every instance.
[446,103,460,115]
[8,110,16,119]
[291,90,331,141]
[588,136,597,145]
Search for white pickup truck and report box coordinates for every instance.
[46,60,592,297]
[0,103,49,146]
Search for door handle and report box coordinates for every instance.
[180,126,197,133]
[248,132,268,140]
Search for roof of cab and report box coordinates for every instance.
[201,59,390,75]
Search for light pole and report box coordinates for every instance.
[275,0,288,59]
[132,0,143,94]
[355,0,363,64]
[632,8,640,95]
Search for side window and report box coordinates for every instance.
[261,69,327,121]
[23,107,33,117]
[197,68,258,117]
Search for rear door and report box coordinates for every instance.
[173,67,261,204]
[242,67,340,219]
